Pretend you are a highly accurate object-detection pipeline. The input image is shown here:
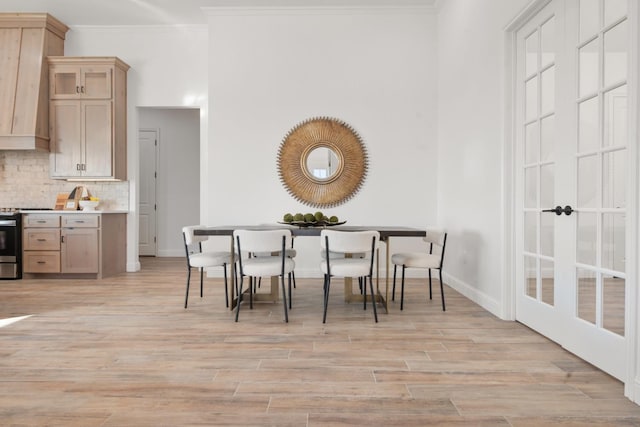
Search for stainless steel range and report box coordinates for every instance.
[0,209,21,279]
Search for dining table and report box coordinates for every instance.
[194,225,426,313]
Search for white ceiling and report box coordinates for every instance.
[0,0,438,26]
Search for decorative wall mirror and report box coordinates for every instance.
[278,117,368,208]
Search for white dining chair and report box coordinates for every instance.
[391,228,447,311]
[182,225,233,309]
[234,229,295,322]
[320,229,379,323]
[254,234,297,290]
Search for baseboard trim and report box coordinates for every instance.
[127,261,141,272]
[442,272,503,319]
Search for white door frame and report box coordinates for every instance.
[503,0,639,403]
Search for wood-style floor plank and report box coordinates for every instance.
[0,257,639,426]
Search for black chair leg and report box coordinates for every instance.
[200,268,204,298]
[223,264,229,308]
[428,269,433,300]
[184,268,191,309]
[323,275,331,323]
[439,270,446,311]
[249,277,254,309]
[400,265,406,311]
[369,274,378,322]
[281,274,289,323]
[235,276,244,322]
[292,271,297,288]
[288,273,293,309]
[363,276,367,310]
[392,265,397,301]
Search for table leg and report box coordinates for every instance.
[229,236,237,310]
[384,237,390,313]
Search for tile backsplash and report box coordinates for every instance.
[0,151,129,210]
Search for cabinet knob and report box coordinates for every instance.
[76,86,80,93]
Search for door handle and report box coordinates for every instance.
[542,205,574,216]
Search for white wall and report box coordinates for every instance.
[63,25,208,270]
[437,0,529,317]
[138,108,200,256]
[204,6,438,277]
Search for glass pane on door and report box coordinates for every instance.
[603,274,625,336]
[578,155,598,207]
[577,268,597,325]
[602,213,625,272]
[578,96,599,152]
[604,0,627,26]
[604,20,628,87]
[577,213,597,265]
[541,259,554,305]
[579,39,599,97]
[603,85,628,148]
[579,0,599,42]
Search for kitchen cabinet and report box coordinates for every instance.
[61,215,99,274]
[22,212,126,278]
[48,57,129,180]
[49,64,112,99]
[23,214,61,273]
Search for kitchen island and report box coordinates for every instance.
[21,210,127,279]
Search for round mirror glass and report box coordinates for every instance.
[305,147,341,181]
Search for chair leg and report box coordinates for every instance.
[200,267,204,298]
[368,274,378,323]
[223,263,229,308]
[235,275,244,322]
[280,274,289,323]
[400,265,406,311]
[249,277,254,309]
[363,276,367,310]
[184,267,191,309]
[288,273,293,309]
[392,265,397,301]
[323,274,331,323]
[428,269,433,300]
[292,271,297,288]
[439,270,446,311]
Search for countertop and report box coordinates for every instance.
[20,210,128,214]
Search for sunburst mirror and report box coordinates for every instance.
[277,117,368,208]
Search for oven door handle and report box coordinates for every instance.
[0,220,17,226]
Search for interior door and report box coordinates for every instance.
[138,129,158,256]
[515,0,632,381]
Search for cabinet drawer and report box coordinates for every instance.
[23,251,61,273]
[62,215,99,228]
[24,215,60,228]
[23,229,60,251]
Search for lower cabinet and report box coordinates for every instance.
[61,227,99,274]
[23,213,126,278]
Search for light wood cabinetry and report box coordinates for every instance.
[48,57,129,180]
[23,214,61,273]
[60,215,99,274]
[23,212,126,278]
[0,13,68,151]
[49,64,112,99]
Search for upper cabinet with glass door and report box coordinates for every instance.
[48,57,120,99]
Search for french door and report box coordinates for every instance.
[515,0,633,381]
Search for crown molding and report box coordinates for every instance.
[202,5,436,17]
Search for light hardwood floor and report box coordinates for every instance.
[1,257,640,426]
